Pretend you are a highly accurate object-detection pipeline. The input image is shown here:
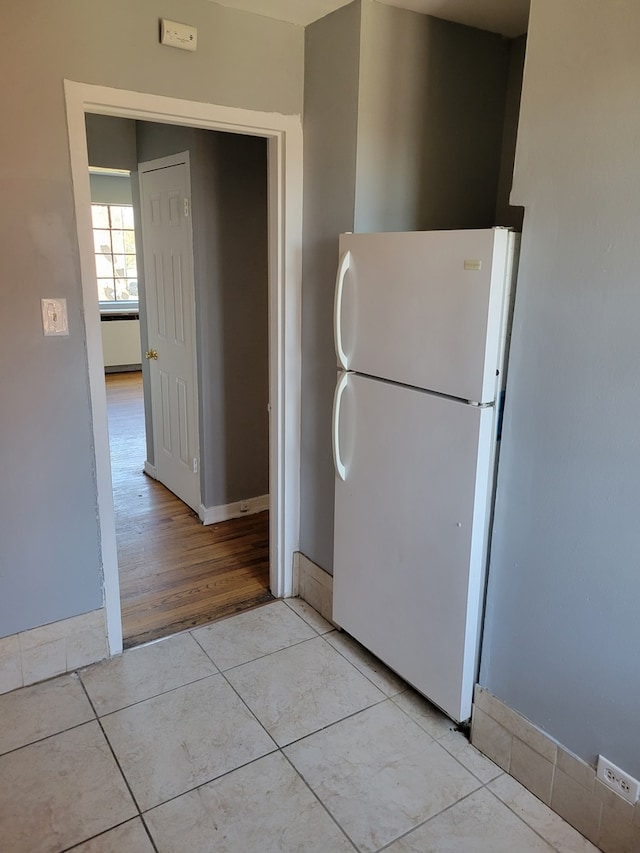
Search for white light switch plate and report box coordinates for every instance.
[42,298,69,336]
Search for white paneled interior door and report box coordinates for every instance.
[139,155,200,512]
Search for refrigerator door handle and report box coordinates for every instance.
[332,371,349,481]
[334,249,351,370]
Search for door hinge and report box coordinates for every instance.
[192,457,198,474]
[184,197,190,217]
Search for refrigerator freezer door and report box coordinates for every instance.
[336,229,515,404]
[332,372,496,722]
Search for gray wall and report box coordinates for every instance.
[136,122,269,509]
[355,3,510,233]
[0,0,302,638]
[494,36,526,229]
[299,0,513,573]
[204,132,269,506]
[481,0,640,777]
[300,2,361,571]
[85,115,138,171]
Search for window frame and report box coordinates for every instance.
[91,201,139,315]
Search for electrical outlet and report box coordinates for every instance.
[596,755,640,805]
[239,500,249,513]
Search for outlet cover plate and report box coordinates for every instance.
[596,755,640,805]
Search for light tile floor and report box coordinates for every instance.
[0,599,600,852]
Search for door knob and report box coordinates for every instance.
[145,349,158,360]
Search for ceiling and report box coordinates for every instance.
[210,0,530,37]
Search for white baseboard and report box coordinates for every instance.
[199,494,269,525]
[143,460,157,479]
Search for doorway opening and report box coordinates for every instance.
[66,82,302,656]
[89,127,274,648]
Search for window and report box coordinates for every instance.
[91,203,138,311]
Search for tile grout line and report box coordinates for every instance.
[138,750,281,814]
[187,613,414,847]
[138,811,161,852]
[0,718,96,760]
[56,816,153,853]
[187,626,290,752]
[278,747,360,852]
[276,700,485,851]
[379,691,566,844]
[80,664,283,828]
[282,597,335,633]
[434,740,496,789]
[433,728,506,789]
[190,627,325,674]
[277,694,391,750]
[0,666,86,700]
[317,630,408,700]
[189,619,396,750]
[77,676,153,848]
[387,691,455,743]
[482,785,563,852]
[81,665,221,718]
[373,780,563,853]
[374,787,487,852]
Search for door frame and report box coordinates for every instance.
[65,80,302,656]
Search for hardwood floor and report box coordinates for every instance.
[106,371,272,649]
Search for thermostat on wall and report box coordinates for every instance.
[160,19,197,52]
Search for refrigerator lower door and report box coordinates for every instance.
[333,372,496,722]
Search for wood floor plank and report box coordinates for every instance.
[106,371,272,649]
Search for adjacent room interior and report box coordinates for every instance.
[86,115,272,647]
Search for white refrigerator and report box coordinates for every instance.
[332,227,519,723]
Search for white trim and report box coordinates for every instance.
[143,460,158,479]
[138,151,192,172]
[64,81,302,656]
[89,167,131,176]
[199,494,270,525]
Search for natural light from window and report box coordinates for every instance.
[91,203,138,310]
